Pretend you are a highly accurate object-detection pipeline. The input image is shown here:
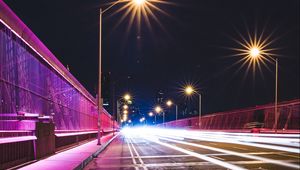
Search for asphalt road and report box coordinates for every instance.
[84,128,300,170]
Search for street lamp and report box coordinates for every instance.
[134,0,146,5]
[123,104,129,109]
[97,0,166,144]
[123,94,131,101]
[148,111,156,125]
[247,47,279,132]
[184,85,202,129]
[148,111,154,117]
[155,105,165,126]
[98,0,145,145]
[166,100,178,126]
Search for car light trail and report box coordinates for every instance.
[157,136,300,169]
[142,135,247,170]
[178,132,300,154]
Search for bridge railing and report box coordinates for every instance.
[159,99,300,132]
[0,2,118,168]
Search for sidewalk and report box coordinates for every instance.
[19,133,118,170]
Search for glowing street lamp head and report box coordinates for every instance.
[123,105,129,109]
[185,85,195,95]
[155,106,162,113]
[133,0,146,6]
[124,94,131,101]
[249,47,261,58]
[166,100,173,107]
[148,112,154,117]
[123,110,128,114]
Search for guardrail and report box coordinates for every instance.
[158,99,300,132]
[0,1,119,168]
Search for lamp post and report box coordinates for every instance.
[97,0,145,145]
[155,106,164,126]
[148,111,156,125]
[248,47,279,132]
[166,100,178,126]
[184,86,202,129]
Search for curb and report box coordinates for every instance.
[74,133,119,170]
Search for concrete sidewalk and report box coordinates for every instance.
[19,133,118,170]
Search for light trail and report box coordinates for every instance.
[130,128,300,153]
[143,135,247,170]
[157,136,300,169]
[177,132,300,153]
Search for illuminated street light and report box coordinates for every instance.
[166,99,178,126]
[148,112,154,117]
[183,85,202,128]
[97,0,169,145]
[247,47,279,132]
[124,94,131,101]
[249,47,261,58]
[123,110,128,114]
[123,104,129,109]
[134,0,146,6]
[128,120,132,123]
[139,117,145,123]
[166,100,173,107]
[155,106,162,113]
[232,31,279,133]
[155,105,166,125]
[185,85,195,95]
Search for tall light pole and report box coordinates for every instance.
[148,111,155,125]
[274,58,278,133]
[97,0,164,144]
[97,0,143,145]
[155,106,164,125]
[166,100,178,126]
[248,47,279,133]
[184,86,202,129]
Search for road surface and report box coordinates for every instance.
[84,128,300,170]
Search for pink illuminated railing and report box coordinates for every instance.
[0,1,118,133]
[0,2,118,168]
[159,99,300,132]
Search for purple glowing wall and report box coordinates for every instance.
[0,22,97,131]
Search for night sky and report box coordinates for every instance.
[4,0,299,117]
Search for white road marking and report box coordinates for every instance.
[158,136,300,169]
[129,137,148,170]
[92,160,299,168]
[126,138,139,170]
[143,136,247,170]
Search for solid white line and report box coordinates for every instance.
[129,137,148,170]
[126,138,139,170]
[143,136,247,170]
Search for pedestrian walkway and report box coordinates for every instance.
[19,133,118,170]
